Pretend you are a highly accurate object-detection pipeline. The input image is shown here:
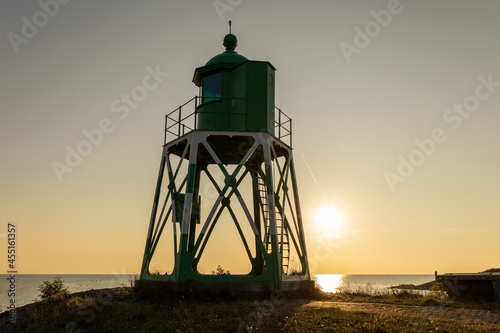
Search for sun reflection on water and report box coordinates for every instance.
[314,274,343,293]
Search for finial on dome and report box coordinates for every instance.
[223,32,237,53]
[229,20,231,34]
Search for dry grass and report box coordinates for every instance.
[1,284,500,332]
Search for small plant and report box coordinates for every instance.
[391,288,420,299]
[429,282,448,300]
[212,265,230,275]
[66,296,85,311]
[127,273,138,288]
[419,285,449,306]
[337,282,380,296]
[38,276,70,301]
[149,265,164,275]
[287,258,303,276]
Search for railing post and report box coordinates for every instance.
[178,106,182,137]
[290,118,292,147]
[278,108,282,139]
[164,115,167,145]
[194,96,198,130]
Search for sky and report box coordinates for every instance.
[1,0,500,275]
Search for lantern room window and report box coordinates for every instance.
[202,72,222,103]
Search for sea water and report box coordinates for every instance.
[0,274,435,310]
[0,274,133,311]
[315,274,435,293]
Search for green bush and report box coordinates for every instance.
[38,276,70,301]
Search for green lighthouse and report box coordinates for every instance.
[138,28,313,295]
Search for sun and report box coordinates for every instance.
[315,206,343,235]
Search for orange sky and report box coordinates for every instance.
[2,0,500,275]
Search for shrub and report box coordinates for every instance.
[66,296,85,311]
[429,282,448,301]
[212,265,230,275]
[391,288,420,299]
[38,276,70,301]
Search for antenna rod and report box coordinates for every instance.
[229,20,231,34]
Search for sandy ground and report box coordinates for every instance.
[306,300,500,325]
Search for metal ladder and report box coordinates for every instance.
[257,175,290,274]
[257,177,270,251]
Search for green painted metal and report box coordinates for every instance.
[205,34,248,67]
[245,62,275,132]
[163,97,292,147]
[195,60,276,133]
[192,33,276,134]
[139,33,312,291]
[140,132,311,283]
[140,155,166,280]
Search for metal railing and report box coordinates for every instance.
[275,107,292,147]
[164,96,293,146]
[164,96,199,144]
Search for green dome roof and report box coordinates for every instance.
[205,33,248,66]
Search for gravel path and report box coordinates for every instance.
[306,301,500,325]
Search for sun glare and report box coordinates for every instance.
[315,274,343,293]
[315,206,343,236]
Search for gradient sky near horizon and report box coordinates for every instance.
[1,0,500,275]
